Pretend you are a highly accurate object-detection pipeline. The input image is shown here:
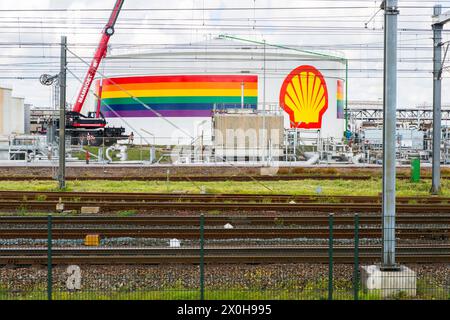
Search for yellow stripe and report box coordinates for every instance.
[285,96,301,123]
[311,77,320,113]
[300,72,308,112]
[286,83,301,113]
[291,75,303,110]
[294,74,306,112]
[307,73,315,113]
[312,79,324,113]
[102,89,258,99]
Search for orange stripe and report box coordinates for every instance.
[102,82,258,92]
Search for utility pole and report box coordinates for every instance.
[262,40,266,165]
[263,39,266,113]
[432,5,443,195]
[362,3,418,297]
[58,36,67,190]
[381,0,399,269]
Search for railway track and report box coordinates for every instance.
[1,191,450,214]
[0,215,449,226]
[0,246,448,264]
[2,190,450,204]
[0,226,447,239]
[1,199,450,213]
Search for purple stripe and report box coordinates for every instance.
[103,110,213,118]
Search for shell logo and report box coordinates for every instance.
[279,65,328,129]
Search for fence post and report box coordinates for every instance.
[47,213,53,300]
[354,213,359,300]
[166,169,170,192]
[200,214,205,300]
[328,213,334,300]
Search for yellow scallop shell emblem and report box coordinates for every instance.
[279,65,329,129]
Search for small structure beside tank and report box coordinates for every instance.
[212,109,284,162]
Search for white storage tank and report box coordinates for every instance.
[89,36,347,145]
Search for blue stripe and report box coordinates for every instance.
[100,103,258,112]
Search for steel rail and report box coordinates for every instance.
[2,190,450,204]
[2,245,449,256]
[1,200,450,213]
[0,255,446,264]
[0,215,448,226]
[0,246,449,264]
[0,226,447,239]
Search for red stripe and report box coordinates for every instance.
[100,75,258,86]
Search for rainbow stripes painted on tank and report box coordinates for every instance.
[97,75,258,118]
[337,80,344,119]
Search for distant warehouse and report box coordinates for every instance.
[0,86,25,136]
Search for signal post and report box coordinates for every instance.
[360,0,417,298]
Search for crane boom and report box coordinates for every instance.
[72,0,125,114]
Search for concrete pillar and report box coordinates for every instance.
[382,0,399,268]
[432,5,443,194]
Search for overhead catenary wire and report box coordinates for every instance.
[1,3,450,13]
[2,0,450,107]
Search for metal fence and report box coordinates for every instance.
[0,213,449,300]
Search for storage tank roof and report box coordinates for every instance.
[108,35,345,62]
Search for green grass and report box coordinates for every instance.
[1,277,448,300]
[35,194,47,201]
[0,288,376,301]
[4,211,73,216]
[16,205,28,216]
[0,178,447,197]
[117,210,138,217]
[1,285,447,300]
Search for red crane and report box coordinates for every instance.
[65,0,126,145]
[72,0,124,114]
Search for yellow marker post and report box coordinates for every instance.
[84,234,100,246]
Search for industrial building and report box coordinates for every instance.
[0,86,31,160]
[212,110,284,162]
[0,86,26,136]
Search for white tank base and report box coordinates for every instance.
[361,265,417,298]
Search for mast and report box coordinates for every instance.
[72,0,125,114]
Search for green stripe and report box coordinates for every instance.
[101,96,258,105]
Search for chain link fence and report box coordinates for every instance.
[0,213,449,300]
